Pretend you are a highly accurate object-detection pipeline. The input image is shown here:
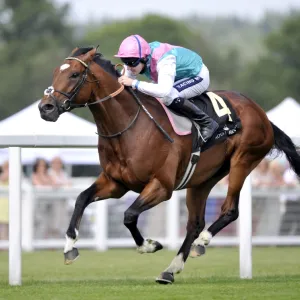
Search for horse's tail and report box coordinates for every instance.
[271,122,300,177]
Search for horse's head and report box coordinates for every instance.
[39,47,97,122]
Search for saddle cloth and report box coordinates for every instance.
[158,91,241,153]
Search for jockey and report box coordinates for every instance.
[115,34,219,143]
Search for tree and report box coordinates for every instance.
[0,0,74,120]
[238,13,300,110]
[82,14,224,69]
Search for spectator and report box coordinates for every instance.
[32,158,55,238]
[268,160,285,187]
[0,161,9,240]
[48,156,71,237]
[251,159,274,235]
[257,160,285,235]
[32,158,55,186]
[48,156,71,187]
[252,159,272,188]
[279,168,300,235]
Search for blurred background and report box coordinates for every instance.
[0,0,300,249]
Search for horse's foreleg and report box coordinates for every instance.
[64,172,127,265]
[124,177,170,254]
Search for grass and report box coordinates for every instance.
[0,247,300,299]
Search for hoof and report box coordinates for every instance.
[152,240,163,253]
[155,272,174,284]
[137,239,163,254]
[189,244,206,258]
[64,247,79,265]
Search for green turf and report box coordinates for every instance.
[0,247,300,299]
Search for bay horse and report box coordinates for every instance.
[39,47,300,284]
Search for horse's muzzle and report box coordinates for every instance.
[39,101,60,122]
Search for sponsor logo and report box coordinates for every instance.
[215,132,225,140]
[174,76,203,91]
[175,79,195,89]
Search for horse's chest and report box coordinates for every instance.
[99,143,154,188]
[104,161,146,189]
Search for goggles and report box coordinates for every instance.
[121,57,142,67]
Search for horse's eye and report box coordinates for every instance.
[70,72,80,79]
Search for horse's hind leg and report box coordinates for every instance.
[155,186,208,284]
[156,167,228,284]
[194,155,259,247]
[64,172,127,264]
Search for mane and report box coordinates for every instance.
[71,47,120,77]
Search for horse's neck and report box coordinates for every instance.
[93,95,137,135]
[88,67,168,157]
[93,92,166,150]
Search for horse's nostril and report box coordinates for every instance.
[43,104,55,112]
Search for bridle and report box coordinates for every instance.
[44,56,141,138]
[44,56,124,112]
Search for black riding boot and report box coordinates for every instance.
[169,97,219,143]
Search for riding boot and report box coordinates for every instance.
[169,97,219,143]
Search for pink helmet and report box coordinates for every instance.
[114,35,151,58]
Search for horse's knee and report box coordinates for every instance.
[124,208,139,228]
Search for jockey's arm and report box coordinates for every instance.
[132,55,176,99]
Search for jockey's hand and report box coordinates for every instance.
[118,76,134,87]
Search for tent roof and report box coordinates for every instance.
[0,101,97,136]
[0,101,99,165]
[267,97,300,139]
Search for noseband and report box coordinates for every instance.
[44,56,124,112]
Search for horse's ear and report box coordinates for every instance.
[70,47,79,56]
[81,48,97,63]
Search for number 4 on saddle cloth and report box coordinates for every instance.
[158,91,242,190]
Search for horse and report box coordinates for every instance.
[39,47,300,284]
